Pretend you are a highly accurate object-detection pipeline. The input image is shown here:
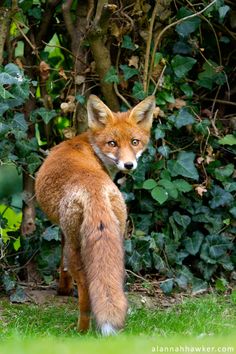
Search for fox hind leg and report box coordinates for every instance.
[68,245,91,332]
[57,231,74,296]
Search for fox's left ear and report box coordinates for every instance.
[129,96,155,130]
[87,95,114,129]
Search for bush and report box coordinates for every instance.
[0,0,235,295]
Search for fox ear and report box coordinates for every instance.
[87,95,113,129]
[129,96,155,130]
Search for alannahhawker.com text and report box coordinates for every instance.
[151,345,234,353]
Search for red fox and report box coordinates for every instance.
[35,95,155,335]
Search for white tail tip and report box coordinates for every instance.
[100,323,117,336]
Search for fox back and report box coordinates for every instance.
[35,95,155,335]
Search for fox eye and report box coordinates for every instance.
[107,140,117,147]
[131,139,140,146]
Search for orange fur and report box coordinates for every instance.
[35,95,155,335]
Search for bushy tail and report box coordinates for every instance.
[80,195,128,335]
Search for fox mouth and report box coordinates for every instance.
[106,154,136,172]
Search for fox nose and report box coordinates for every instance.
[124,162,134,170]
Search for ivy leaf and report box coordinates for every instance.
[120,64,139,81]
[160,278,174,294]
[0,72,18,85]
[156,90,175,104]
[152,254,166,273]
[151,186,168,204]
[143,179,157,190]
[176,8,201,37]
[214,164,234,182]
[158,179,178,199]
[218,5,230,22]
[42,225,60,241]
[191,277,208,295]
[171,55,197,79]
[10,286,27,303]
[154,124,167,139]
[197,61,226,89]
[209,185,234,209]
[76,94,85,105]
[128,250,142,272]
[13,237,21,251]
[3,273,15,292]
[172,211,191,229]
[33,107,57,124]
[172,179,192,192]
[4,63,22,76]
[218,134,236,146]
[13,113,28,132]
[172,107,195,129]
[157,145,171,158]
[0,122,9,138]
[132,81,145,100]
[103,66,120,84]
[28,6,42,20]
[121,35,136,50]
[0,84,15,99]
[167,151,199,180]
[180,83,193,98]
[183,231,204,255]
[26,153,41,174]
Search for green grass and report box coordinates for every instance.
[0,293,236,354]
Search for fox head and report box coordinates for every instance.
[87,95,155,173]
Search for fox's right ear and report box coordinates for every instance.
[87,95,114,129]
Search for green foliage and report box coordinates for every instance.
[0,0,235,295]
[118,0,235,292]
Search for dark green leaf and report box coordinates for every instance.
[180,83,193,98]
[13,113,28,132]
[157,145,171,158]
[169,216,182,241]
[0,84,15,99]
[121,35,136,50]
[191,277,208,294]
[172,179,192,192]
[128,250,142,272]
[209,185,233,209]
[42,226,60,241]
[173,211,191,229]
[33,107,57,125]
[0,122,9,138]
[124,239,133,254]
[103,66,120,84]
[10,287,27,303]
[171,55,197,79]
[26,153,41,174]
[120,64,139,81]
[176,8,201,37]
[172,107,195,129]
[183,231,204,255]
[158,179,178,199]
[197,61,226,89]
[3,273,15,292]
[160,279,174,294]
[76,95,86,105]
[132,81,145,100]
[152,254,166,273]
[167,151,199,180]
[214,164,234,182]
